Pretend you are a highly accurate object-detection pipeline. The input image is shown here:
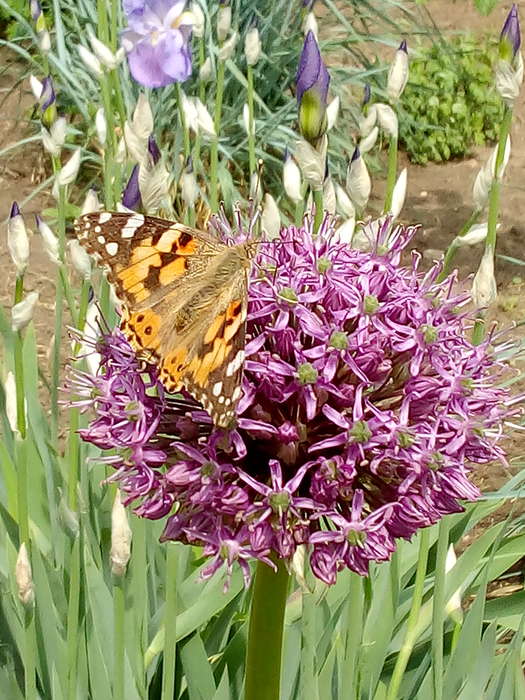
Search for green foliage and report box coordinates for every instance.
[399,36,504,164]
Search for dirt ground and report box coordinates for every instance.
[0,0,524,487]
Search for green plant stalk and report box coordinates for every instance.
[472,105,513,346]
[23,608,37,700]
[294,199,304,227]
[386,528,430,700]
[176,83,191,160]
[198,38,206,104]
[438,209,481,282]
[247,65,256,175]
[161,544,179,700]
[66,535,81,700]
[97,0,109,44]
[313,189,324,235]
[300,563,318,700]
[209,58,226,212]
[245,559,290,700]
[113,577,126,700]
[432,518,450,700]
[343,572,364,697]
[109,0,119,52]
[383,135,398,212]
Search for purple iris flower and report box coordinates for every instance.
[296,30,330,143]
[121,0,193,88]
[500,4,521,62]
[70,213,519,587]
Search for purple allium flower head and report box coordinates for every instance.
[71,213,519,587]
[500,4,521,62]
[121,0,193,88]
[296,31,330,144]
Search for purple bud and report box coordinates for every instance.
[362,83,371,106]
[296,31,330,143]
[30,0,41,21]
[147,136,161,164]
[500,4,521,62]
[399,39,407,53]
[350,147,360,164]
[122,165,141,211]
[39,76,55,113]
[10,201,21,218]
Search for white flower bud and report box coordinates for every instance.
[303,12,318,39]
[199,56,213,82]
[180,168,199,207]
[375,102,398,139]
[78,45,103,77]
[194,98,216,137]
[82,302,103,376]
[138,159,170,214]
[68,239,92,280]
[245,26,261,66]
[390,167,407,220]
[219,31,237,61]
[453,222,500,248]
[180,91,199,134]
[89,35,125,70]
[495,55,523,105]
[294,136,327,192]
[445,545,463,623]
[29,74,43,100]
[473,137,511,210]
[81,189,102,215]
[110,492,132,576]
[39,29,51,53]
[326,96,340,131]
[358,125,378,154]
[335,217,356,244]
[4,371,23,436]
[323,176,336,215]
[37,216,60,264]
[115,137,127,164]
[387,43,409,101]
[12,291,39,332]
[359,104,377,138]
[217,5,231,42]
[8,206,30,275]
[133,93,154,140]
[261,193,281,239]
[57,148,81,186]
[242,103,254,136]
[283,153,302,203]
[472,247,497,308]
[95,107,107,145]
[335,184,355,220]
[15,543,34,606]
[291,545,308,591]
[346,150,371,210]
[191,2,205,38]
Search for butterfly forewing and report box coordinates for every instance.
[75,211,252,428]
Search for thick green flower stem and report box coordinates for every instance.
[113,575,126,700]
[343,573,364,697]
[438,209,481,283]
[66,535,81,700]
[386,528,430,700]
[247,65,256,176]
[300,563,318,700]
[313,189,324,235]
[161,544,179,700]
[383,135,398,213]
[432,518,450,700]
[210,59,226,212]
[245,559,290,700]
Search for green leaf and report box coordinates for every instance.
[474,0,499,15]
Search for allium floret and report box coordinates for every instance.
[71,213,517,586]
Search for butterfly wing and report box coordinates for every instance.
[75,211,250,427]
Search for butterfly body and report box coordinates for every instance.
[74,212,253,428]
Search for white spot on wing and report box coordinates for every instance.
[99,212,112,224]
[105,241,119,256]
[231,386,242,402]
[121,214,145,239]
[97,235,106,244]
[94,225,102,233]
[226,350,245,377]
[212,381,223,397]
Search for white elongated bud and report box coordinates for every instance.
[133,93,154,140]
[41,118,68,157]
[89,35,125,70]
[283,152,302,203]
[29,74,43,100]
[219,31,237,61]
[8,203,30,275]
[375,102,398,138]
[4,372,22,435]
[326,96,340,131]
[82,302,103,376]
[110,492,132,576]
[194,98,216,137]
[453,222,500,248]
[335,217,356,244]
[303,12,318,39]
[294,136,327,192]
[472,247,497,308]
[115,137,127,164]
[346,149,371,210]
[78,45,103,77]
[387,41,409,101]
[180,163,199,207]
[138,159,170,214]
[359,125,378,154]
[261,193,281,239]
[444,545,463,623]
[359,104,377,137]
[37,215,59,264]
[323,176,336,215]
[39,29,51,53]
[335,184,355,220]
[242,103,254,136]
[191,1,205,38]
[199,56,213,82]
[495,53,523,105]
[68,239,92,279]
[217,5,231,42]
[390,167,407,220]
[81,189,102,215]
[95,107,107,145]
[57,148,81,186]
[245,26,261,66]
[15,543,34,606]
[291,545,308,591]
[473,137,511,210]
[487,136,511,180]
[12,291,39,332]
[180,91,199,134]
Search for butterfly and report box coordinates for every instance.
[74,211,255,428]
